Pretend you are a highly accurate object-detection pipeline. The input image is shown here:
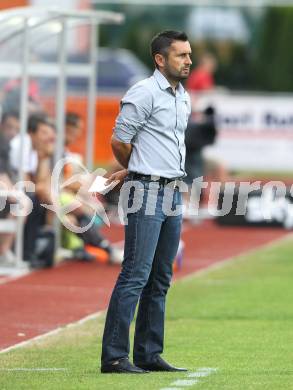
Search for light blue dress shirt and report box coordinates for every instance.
[113,69,191,178]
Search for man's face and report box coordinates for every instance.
[1,115,19,141]
[31,123,56,155]
[159,40,192,81]
[65,119,83,146]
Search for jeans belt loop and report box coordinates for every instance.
[173,179,179,190]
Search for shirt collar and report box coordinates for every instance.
[153,69,185,96]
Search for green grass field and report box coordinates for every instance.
[1,237,293,389]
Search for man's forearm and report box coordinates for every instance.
[111,136,132,169]
[35,157,52,202]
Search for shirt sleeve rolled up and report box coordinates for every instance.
[113,83,153,144]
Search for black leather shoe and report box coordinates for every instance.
[101,358,149,374]
[135,355,187,372]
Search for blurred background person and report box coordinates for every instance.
[183,105,218,219]
[9,113,56,268]
[0,127,18,264]
[184,105,217,185]
[184,52,218,191]
[186,52,217,92]
[61,112,123,264]
[0,111,20,142]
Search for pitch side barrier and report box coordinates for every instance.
[191,91,293,172]
[215,181,293,228]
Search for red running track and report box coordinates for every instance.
[0,221,288,351]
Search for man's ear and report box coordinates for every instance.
[154,53,165,68]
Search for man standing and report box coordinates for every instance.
[101,30,192,374]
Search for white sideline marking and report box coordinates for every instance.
[0,311,103,354]
[170,379,198,386]
[188,372,209,378]
[198,367,217,372]
[1,233,291,354]
[0,368,67,372]
[0,269,30,285]
[188,367,218,377]
[161,368,218,390]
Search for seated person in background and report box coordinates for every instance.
[9,113,56,268]
[61,112,123,264]
[0,131,17,264]
[0,111,20,142]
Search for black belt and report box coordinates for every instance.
[128,172,182,187]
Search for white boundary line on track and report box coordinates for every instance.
[0,269,30,286]
[0,311,103,355]
[1,232,292,355]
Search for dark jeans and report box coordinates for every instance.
[101,179,182,365]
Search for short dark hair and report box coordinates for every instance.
[66,112,81,127]
[27,113,54,134]
[1,111,19,125]
[150,30,189,68]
